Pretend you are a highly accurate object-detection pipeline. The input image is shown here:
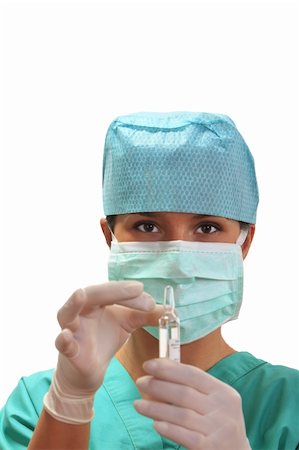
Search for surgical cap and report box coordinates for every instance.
[102,112,259,223]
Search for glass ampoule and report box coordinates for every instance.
[159,285,180,362]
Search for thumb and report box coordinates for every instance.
[55,329,80,359]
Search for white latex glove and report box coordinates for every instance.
[44,281,160,424]
[134,358,251,450]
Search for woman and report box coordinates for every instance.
[1,112,298,449]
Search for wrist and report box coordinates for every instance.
[43,371,95,425]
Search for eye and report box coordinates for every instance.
[136,222,159,233]
[196,224,219,234]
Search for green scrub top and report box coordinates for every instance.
[0,352,298,450]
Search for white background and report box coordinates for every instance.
[1,0,298,407]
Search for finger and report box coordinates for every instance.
[154,421,206,450]
[57,288,86,329]
[55,329,80,359]
[143,358,225,395]
[136,376,213,415]
[82,290,156,313]
[111,291,156,312]
[110,303,164,332]
[58,281,150,328]
[134,399,213,435]
[87,291,155,313]
[83,281,146,307]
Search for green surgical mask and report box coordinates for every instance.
[108,239,244,344]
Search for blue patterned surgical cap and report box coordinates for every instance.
[102,112,259,223]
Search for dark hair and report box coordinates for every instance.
[106,215,117,232]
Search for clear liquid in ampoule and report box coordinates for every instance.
[159,285,180,362]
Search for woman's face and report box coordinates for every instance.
[101,212,255,257]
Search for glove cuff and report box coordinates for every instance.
[43,371,95,425]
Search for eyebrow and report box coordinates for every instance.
[131,212,227,220]
[131,212,163,218]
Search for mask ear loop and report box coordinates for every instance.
[236,225,249,246]
[108,226,118,243]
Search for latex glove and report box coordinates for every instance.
[44,281,160,423]
[134,358,251,450]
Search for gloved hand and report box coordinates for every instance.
[134,358,251,450]
[44,281,160,424]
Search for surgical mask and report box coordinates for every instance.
[108,232,246,344]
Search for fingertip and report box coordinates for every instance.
[143,358,181,375]
[133,399,148,415]
[143,358,159,372]
[77,287,87,300]
[133,399,142,409]
[57,289,86,327]
[130,280,144,288]
[141,293,156,311]
[71,288,87,307]
[123,280,144,296]
[153,420,168,434]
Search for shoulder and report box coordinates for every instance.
[230,352,299,392]
[260,361,299,381]
[0,369,54,450]
[21,368,54,390]
[251,359,299,402]
[240,354,299,388]
[23,369,54,412]
[2,369,54,416]
[226,354,299,450]
[210,351,299,405]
